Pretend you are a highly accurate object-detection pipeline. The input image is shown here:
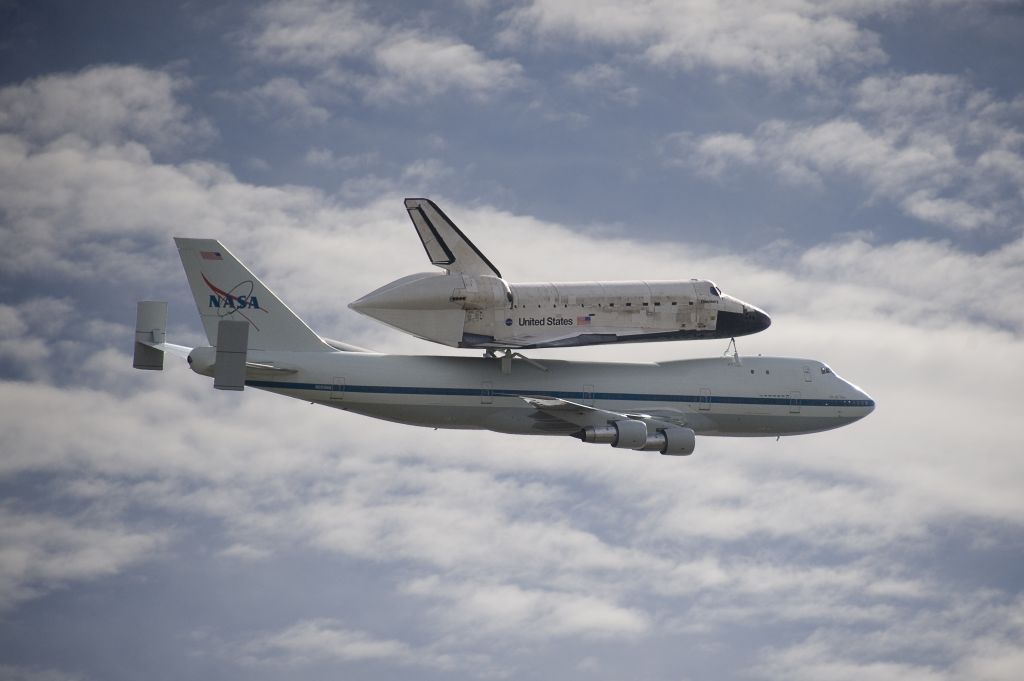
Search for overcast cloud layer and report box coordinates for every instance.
[1,2,1022,680]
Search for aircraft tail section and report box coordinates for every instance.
[405,198,501,278]
[174,238,331,352]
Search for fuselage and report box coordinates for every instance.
[187,348,874,438]
[350,273,771,350]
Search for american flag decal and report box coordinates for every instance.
[577,315,592,325]
[200,251,223,261]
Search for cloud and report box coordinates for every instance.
[500,0,888,83]
[565,63,639,106]
[0,65,212,150]
[0,506,165,610]
[231,77,330,126]
[669,73,1024,231]
[236,619,458,670]
[403,577,650,640]
[242,0,523,103]
[303,148,379,171]
[753,594,1024,681]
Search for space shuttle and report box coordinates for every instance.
[349,198,771,350]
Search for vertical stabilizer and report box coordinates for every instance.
[174,238,330,352]
[404,198,501,277]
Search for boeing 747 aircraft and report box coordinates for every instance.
[133,238,873,456]
[349,199,771,349]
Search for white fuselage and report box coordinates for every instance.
[187,348,874,439]
[350,273,771,350]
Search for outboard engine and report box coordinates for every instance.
[574,422,696,456]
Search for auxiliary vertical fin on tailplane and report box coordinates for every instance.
[404,198,501,278]
[174,238,331,352]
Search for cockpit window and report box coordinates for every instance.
[820,365,832,374]
[709,285,721,296]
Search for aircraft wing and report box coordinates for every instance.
[520,396,685,430]
[404,198,501,278]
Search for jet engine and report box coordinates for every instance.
[574,422,696,456]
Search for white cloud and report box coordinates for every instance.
[565,64,639,105]
[243,0,523,103]
[303,147,379,171]
[232,77,330,126]
[501,0,888,83]
[367,33,522,102]
[404,577,650,639]
[0,507,165,610]
[244,1,380,66]
[670,73,1024,231]
[753,594,1024,681]
[0,65,211,149]
[238,619,456,669]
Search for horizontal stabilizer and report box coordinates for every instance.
[214,319,248,391]
[134,301,167,370]
[405,198,500,278]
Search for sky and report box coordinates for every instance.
[1,1,1023,679]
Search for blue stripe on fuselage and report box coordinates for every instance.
[244,380,875,409]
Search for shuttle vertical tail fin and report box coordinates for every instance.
[174,238,331,352]
[404,198,501,278]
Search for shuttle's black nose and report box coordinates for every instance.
[716,307,771,337]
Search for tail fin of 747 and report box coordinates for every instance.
[174,238,330,353]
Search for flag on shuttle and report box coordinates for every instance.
[577,315,592,325]
[200,251,223,261]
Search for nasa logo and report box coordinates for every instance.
[202,273,268,329]
[505,318,513,327]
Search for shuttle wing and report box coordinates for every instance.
[405,198,501,278]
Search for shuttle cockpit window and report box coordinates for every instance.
[820,365,833,374]
[709,284,722,296]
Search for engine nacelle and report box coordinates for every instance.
[653,426,696,456]
[575,419,648,449]
[575,423,696,455]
